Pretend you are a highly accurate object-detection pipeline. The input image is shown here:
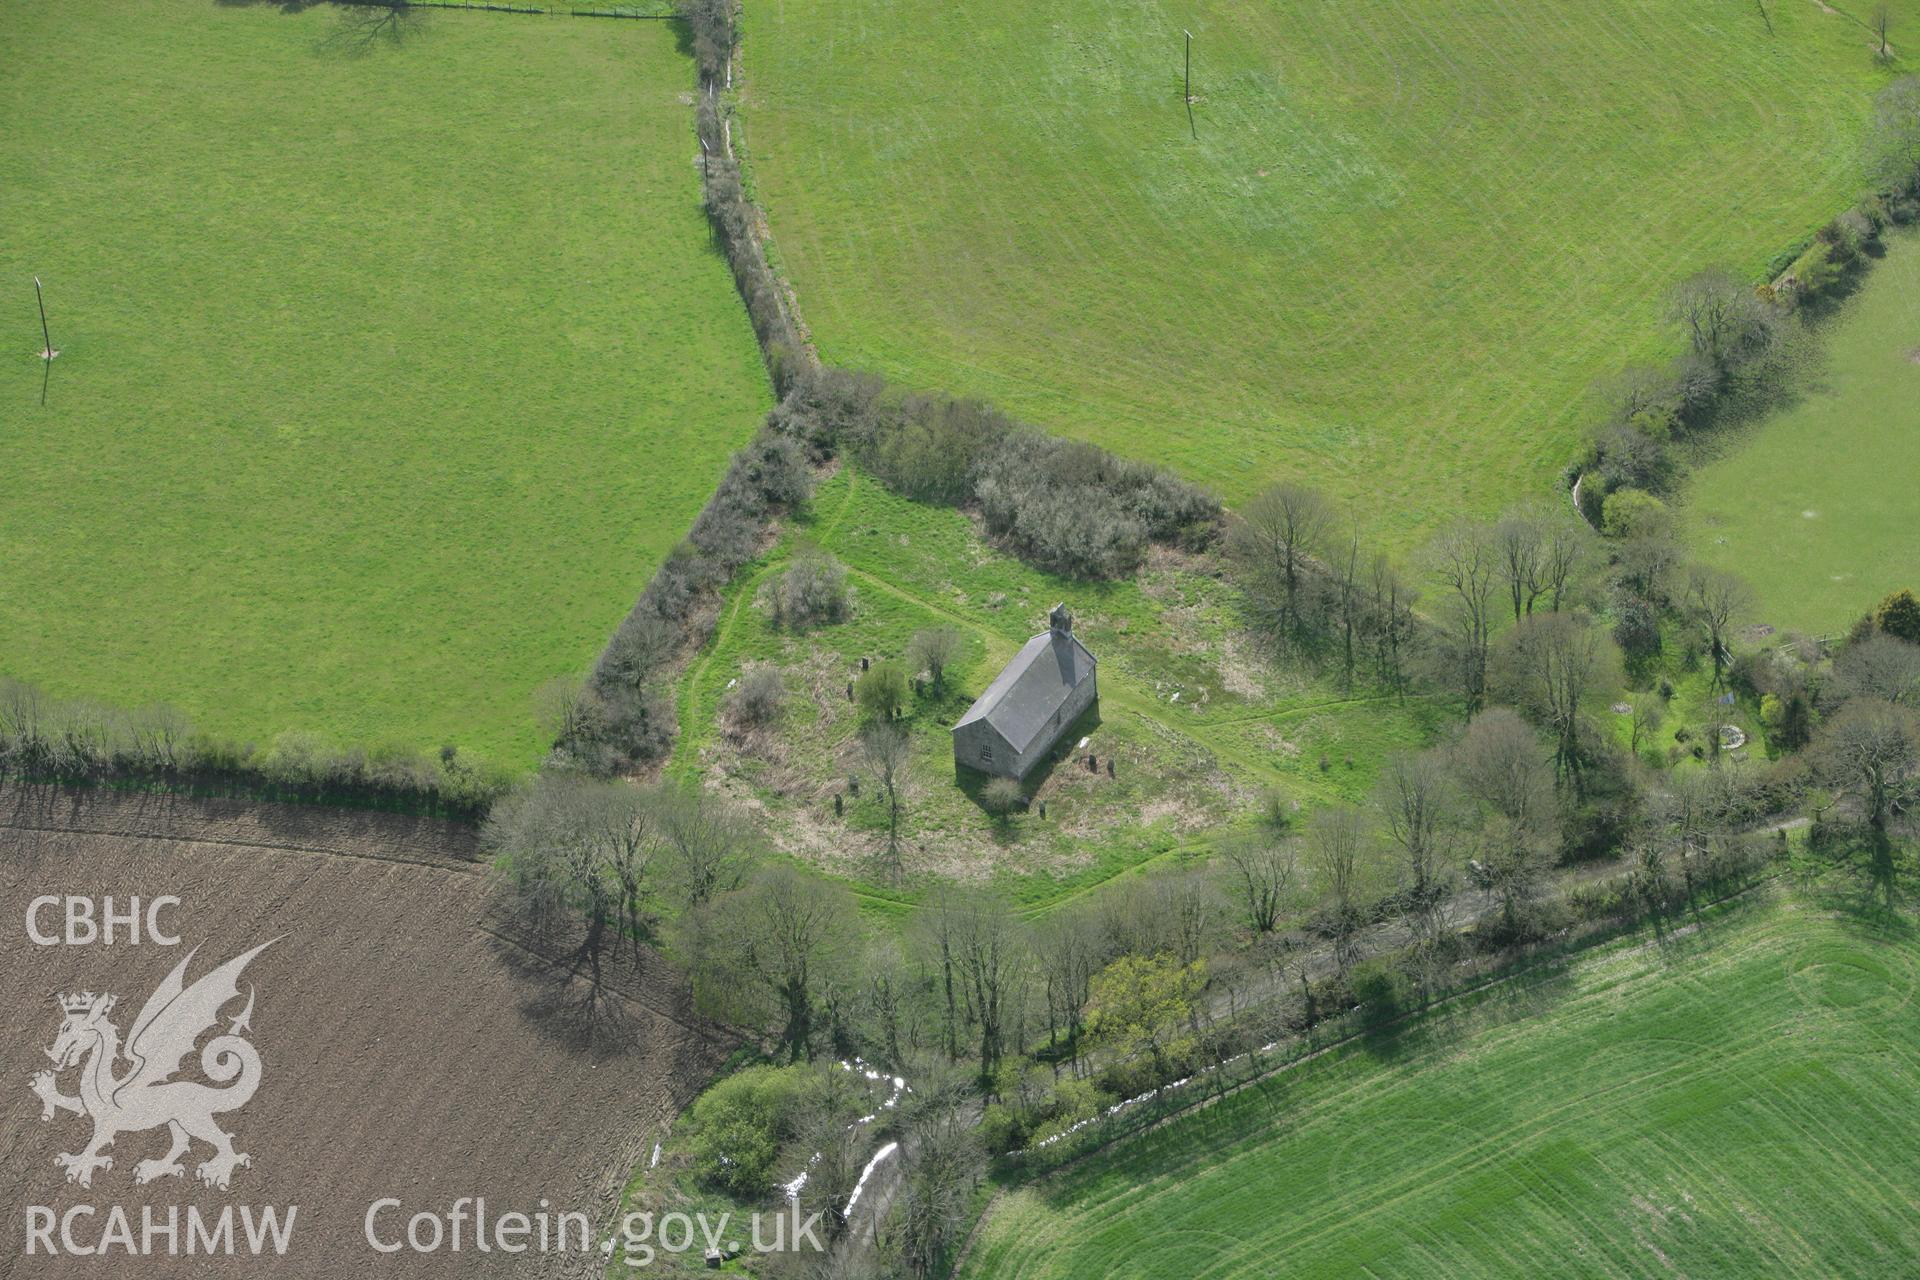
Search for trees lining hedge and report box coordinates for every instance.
[0,678,506,820]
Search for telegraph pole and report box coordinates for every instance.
[1183,30,1196,139]
[34,276,56,407]
[34,277,54,360]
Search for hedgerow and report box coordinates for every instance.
[0,679,506,819]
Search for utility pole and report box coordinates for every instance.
[34,277,54,360]
[1183,30,1196,140]
[34,276,56,407]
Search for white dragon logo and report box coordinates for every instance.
[28,941,275,1191]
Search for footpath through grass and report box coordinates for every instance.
[967,893,1920,1278]
[1685,231,1920,636]
[670,465,1448,917]
[0,0,769,767]
[739,0,1913,547]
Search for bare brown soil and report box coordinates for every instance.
[0,785,733,1279]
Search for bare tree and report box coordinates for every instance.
[1426,520,1501,712]
[1616,524,1685,605]
[126,703,191,771]
[1491,612,1623,790]
[722,663,785,730]
[483,775,580,937]
[773,552,852,631]
[0,679,52,758]
[483,774,653,979]
[1683,565,1751,689]
[1873,3,1893,59]
[1815,699,1920,832]
[907,627,964,694]
[1228,482,1333,643]
[1493,507,1545,623]
[1375,752,1454,944]
[1531,505,1594,614]
[1032,907,1101,1073]
[1667,269,1778,372]
[788,1067,868,1235]
[1828,634,1920,708]
[1872,77,1920,191]
[1369,553,1417,693]
[590,787,656,963]
[1218,831,1302,935]
[533,673,589,748]
[688,866,859,1061]
[1452,709,1558,933]
[948,891,1028,1081]
[1151,870,1224,969]
[893,1062,986,1277]
[915,889,965,1062]
[655,782,755,908]
[1653,771,1716,913]
[857,936,916,1069]
[860,723,912,876]
[1331,523,1366,690]
[1305,806,1370,972]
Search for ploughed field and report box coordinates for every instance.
[0,784,730,1278]
[739,0,1914,545]
[0,0,770,767]
[966,895,1920,1278]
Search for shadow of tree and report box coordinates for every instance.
[488,929,650,1054]
[214,0,430,58]
[316,2,430,58]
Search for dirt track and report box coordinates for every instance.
[0,784,733,1279]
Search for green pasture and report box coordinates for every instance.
[1686,231,1920,636]
[0,0,769,766]
[968,895,1920,1278]
[669,465,1449,915]
[739,0,1913,546]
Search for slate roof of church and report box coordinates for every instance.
[953,626,1096,755]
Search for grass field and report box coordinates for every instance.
[670,464,1449,917]
[967,894,1920,1278]
[0,0,769,767]
[739,0,1913,546]
[1685,230,1920,636]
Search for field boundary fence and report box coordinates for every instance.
[327,0,675,19]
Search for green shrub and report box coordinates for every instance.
[1876,588,1920,644]
[856,660,909,720]
[1350,956,1417,1024]
[1600,487,1671,540]
[979,1102,1023,1155]
[688,1064,813,1199]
